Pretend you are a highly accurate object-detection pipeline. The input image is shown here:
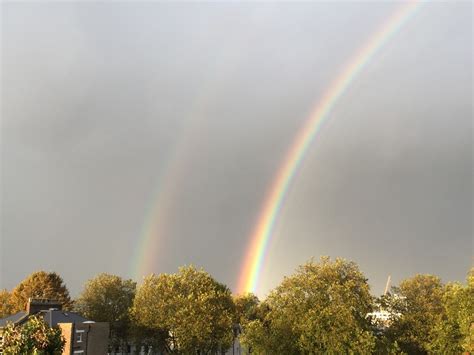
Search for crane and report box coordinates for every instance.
[383,275,391,296]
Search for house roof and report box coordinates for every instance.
[38,309,89,327]
[0,312,28,327]
[0,310,90,328]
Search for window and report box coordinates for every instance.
[76,329,85,343]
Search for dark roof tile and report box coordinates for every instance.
[0,312,27,327]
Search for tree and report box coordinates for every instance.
[129,323,170,355]
[10,271,72,312]
[370,293,404,354]
[240,257,376,354]
[131,266,235,354]
[233,293,260,353]
[386,274,444,354]
[429,267,474,353]
[0,289,14,318]
[2,314,65,354]
[74,273,136,351]
[237,301,273,355]
[233,293,260,325]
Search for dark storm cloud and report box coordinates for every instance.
[1,1,471,296]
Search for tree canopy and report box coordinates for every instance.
[74,273,136,350]
[240,257,376,354]
[2,262,471,354]
[0,289,14,318]
[386,274,444,354]
[132,265,235,354]
[10,271,72,312]
[2,315,65,354]
[233,293,260,325]
[429,268,474,354]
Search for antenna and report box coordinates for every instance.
[384,275,391,296]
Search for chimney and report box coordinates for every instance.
[26,298,62,315]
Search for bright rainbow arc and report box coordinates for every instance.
[237,1,422,295]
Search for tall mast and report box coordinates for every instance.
[384,275,391,296]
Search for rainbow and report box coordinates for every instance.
[130,13,262,280]
[237,1,422,295]
[129,86,219,280]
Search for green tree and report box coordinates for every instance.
[131,266,235,354]
[129,323,170,355]
[2,314,65,354]
[233,293,260,354]
[370,293,404,354]
[429,267,474,353]
[387,274,444,354]
[74,273,136,351]
[10,271,72,312]
[240,257,376,354]
[0,289,14,317]
[234,293,260,325]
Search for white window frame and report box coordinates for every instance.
[76,329,85,343]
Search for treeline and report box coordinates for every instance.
[1,257,472,354]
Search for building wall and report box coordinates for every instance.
[81,322,109,354]
[59,323,74,355]
[59,322,109,355]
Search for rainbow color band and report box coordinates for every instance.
[237,1,422,295]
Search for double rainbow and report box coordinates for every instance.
[237,1,422,295]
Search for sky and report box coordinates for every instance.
[1,1,472,297]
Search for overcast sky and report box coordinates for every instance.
[1,1,472,297]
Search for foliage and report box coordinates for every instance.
[0,289,14,318]
[4,264,472,354]
[131,265,235,354]
[10,271,72,312]
[2,315,65,354]
[370,294,405,355]
[129,323,170,355]
[429,267,474,353]
[74,273,136,350]
[233,293,260,325]
[240,257,376,354]
[232,293,260,354]
[386,274,444,354]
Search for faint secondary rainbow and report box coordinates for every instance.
[130,9,263,280]
[237,1,422,295]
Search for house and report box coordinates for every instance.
[0,298,109,355]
